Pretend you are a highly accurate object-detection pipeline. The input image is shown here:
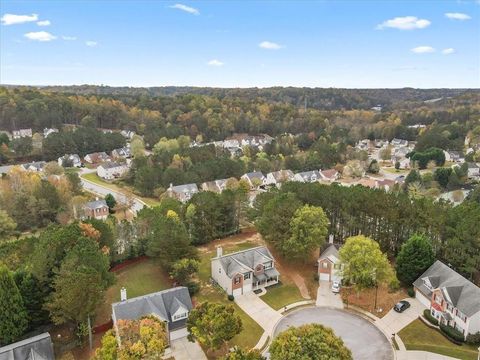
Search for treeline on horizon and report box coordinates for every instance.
[0,86,479,147]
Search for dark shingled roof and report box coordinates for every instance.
[413,261,480,317]
[112,287,192,330]
[0,333,54,360]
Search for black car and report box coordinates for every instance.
[393,300,411,313]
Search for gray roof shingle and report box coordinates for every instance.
[0,333,54,360]
[111,287,193,329]
[216,246,274,278]
[413,261,480,317]
[84,199,108,210]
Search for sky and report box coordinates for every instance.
[0,0,479,88]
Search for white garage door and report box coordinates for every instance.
[232,288,242,297]
[415,290,431,308]
[319,273,330,282]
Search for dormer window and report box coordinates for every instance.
[423,278,432,290]
[173,311,188,321]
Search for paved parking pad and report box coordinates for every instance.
[274,307,394,360]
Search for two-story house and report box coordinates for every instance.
[84,152,111,164]
[58,154,82,168]
[240,171,266,189]
[317,236,342,283]
[165,183,199,203]
[211,246,280,297]
[201,178,229,193]
[265,170,294,187]
[97,161,129,180]
[293,170,321,183]
[413,260,480,338]
[83,199,109,220]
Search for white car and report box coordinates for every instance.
[331,281,341,293]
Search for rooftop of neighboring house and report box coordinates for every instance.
[112,147,131,156]
[357,177,377,189]
[85,152,109,162]
[21,161,46,171]
[213,246,276,278]
[0,332,54,360]
[295,170,321,181]
[111,287,192,330]
[267,169,294,182]
[318,242,340,263]
[59,153,80,161]
[99,161,126,170]
[202,178,228,192]
[169,183,198,194]
[413,260,480,317]
[467,162,480,169]
[320,169,339,179]
[243,171,265,182]
[84,199,108,210]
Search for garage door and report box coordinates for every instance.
[415,289,431,308]
[319,273,330,282]
[232,288,242,297]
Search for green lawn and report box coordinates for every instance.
[382,167,409,175]
[95,258,170,325]
[260,282,304,310]
[399,320,478,360]
[196,241,264,350]
[81,172,161,207]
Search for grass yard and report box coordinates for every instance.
[399,319,478,360]
[94,258,170,325]
[196,240,264,352]
[260,282,304,310]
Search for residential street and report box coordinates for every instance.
[79,168,146,213]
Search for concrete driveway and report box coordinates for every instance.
[316,280,344,309]
[168,337,207,360]
[234,292,282,332]
[375,298,426,335]
[273,307,393,360]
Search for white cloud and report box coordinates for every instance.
[24,31,56,42]
[170,4,199,15]
[411,46,435,53]
[259,41,284,50]
[207,59,224,66]
[62,35,77,41]
[442,48,455,54]
[37,20,51,26]
[85,41,98,47]
[376,16,431,30]
[1,13,38,25]
[445,12,471,20]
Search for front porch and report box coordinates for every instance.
[252,268,280,290]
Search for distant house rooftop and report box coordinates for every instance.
[85,199,108,210]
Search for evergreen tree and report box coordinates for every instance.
[395,234,435,286]
[0,265,28,345]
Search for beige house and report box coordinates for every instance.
[211,246,279,297]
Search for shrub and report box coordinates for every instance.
[466,332,480,345]
[186,281,200,296]
[440,323,464,343]
[227,294,234,301]
[423,309,438,326]
[407,288,415,297]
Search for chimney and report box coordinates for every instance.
[328,234,334,244]
[120,287,127,301]
[216,246,223,258]
[169,183,173,190]
[95,197,99,201]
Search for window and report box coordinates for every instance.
[264,262,272,270]
[234,276,241,285]
[218,268,221,274]
[173,312,188,321]
[322,262,328,269]
[244,273,251,280]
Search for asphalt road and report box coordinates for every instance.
[273,307,394,360]
[79,169,145,213]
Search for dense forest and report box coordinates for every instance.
[1,87,479,148]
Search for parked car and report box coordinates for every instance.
[331,281,341,293]
[393,300,410,313]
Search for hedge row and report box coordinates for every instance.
[423,309,439,326]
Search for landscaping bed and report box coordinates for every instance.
[399,319,478,360]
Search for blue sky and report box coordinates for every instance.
[1,1,479,88]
